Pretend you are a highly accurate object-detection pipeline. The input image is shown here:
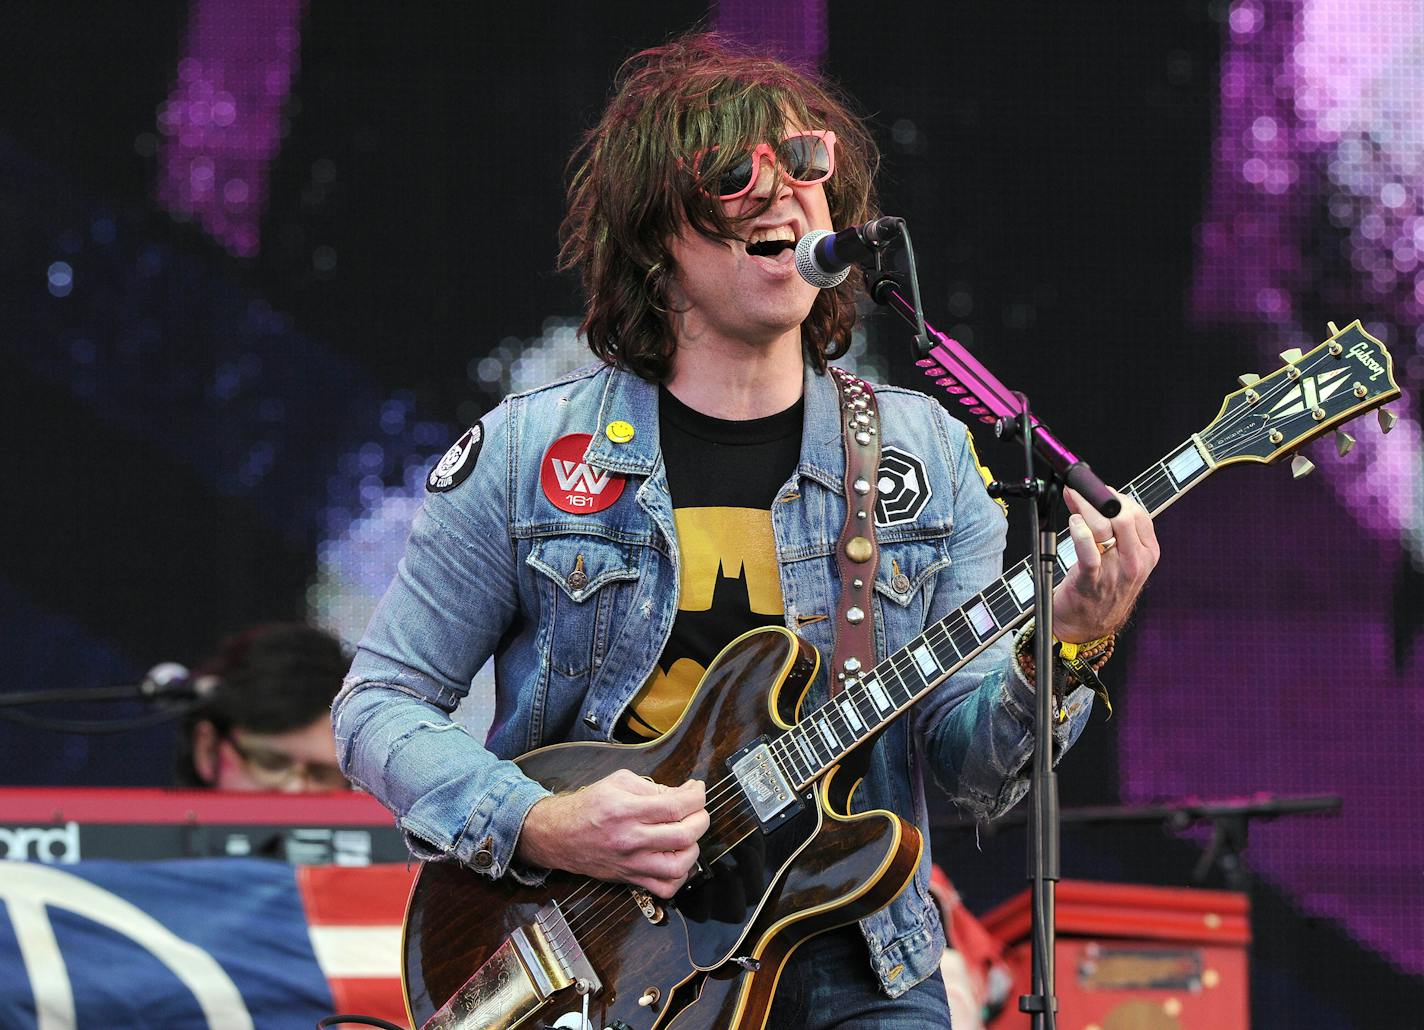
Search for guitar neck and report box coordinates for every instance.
[773,436,1216,787]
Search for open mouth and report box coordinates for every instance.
[746,238,796,258]
[744,224,798,259]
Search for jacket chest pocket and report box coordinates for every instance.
[873,538,950,655]
[527,535,641,679]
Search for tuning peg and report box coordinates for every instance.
[1335,430,1356,457]
[1291,454,1316,479]
[1327,321,1341,335]
[1378,408,1397,434]
[1238,373,1261,387]
[1279,347,1304,364]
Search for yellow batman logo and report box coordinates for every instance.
[622,507,784,739]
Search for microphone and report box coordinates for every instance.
[138,663,220,701]
[794,216,904,288]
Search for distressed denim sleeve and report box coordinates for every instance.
[913,411,1094,819]
[331,403,552,881]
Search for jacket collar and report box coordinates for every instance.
[583,360,846,494]
[583,364,663,475]
[796,360,846,494]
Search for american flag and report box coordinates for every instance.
[0,858,415,1029]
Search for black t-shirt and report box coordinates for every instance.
[616,387,803,741]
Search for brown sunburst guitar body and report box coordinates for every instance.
[401,626,921,1030]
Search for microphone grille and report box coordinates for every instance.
[795,230,851,290]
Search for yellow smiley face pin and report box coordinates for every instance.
[605,420,635,444]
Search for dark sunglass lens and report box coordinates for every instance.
[718,156,755,197]
[779,136,829,181]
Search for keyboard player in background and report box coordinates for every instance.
[177,623,351,792]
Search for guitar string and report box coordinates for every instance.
[543,785,765,956]
[533,359,1337,959]
[563,788,783,956]
[552,442,1253,942]
[560,435,1251,937]
[726,354,1327,811]
[547,476,1175,951]
[590,355,1319,838]
[553,432,1219,924]
[552,508,1244,953]
[750,355,1336,813]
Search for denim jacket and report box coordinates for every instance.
[334,360,1094,998]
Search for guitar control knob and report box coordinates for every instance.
[638,987,661,1008]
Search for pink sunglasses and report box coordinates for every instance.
[693,130,838,200]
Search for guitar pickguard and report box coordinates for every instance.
[676,786,822,971]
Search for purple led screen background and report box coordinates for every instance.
[1127,0,1424,986]
[1,1,1419,1024]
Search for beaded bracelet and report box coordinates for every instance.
[1013,622,1116,691]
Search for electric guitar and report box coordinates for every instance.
[401,320,1401,1030]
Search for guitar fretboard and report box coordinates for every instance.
[768,437,1213,788]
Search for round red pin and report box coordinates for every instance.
[539,433,626,514]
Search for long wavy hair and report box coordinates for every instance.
[558,33,880,382]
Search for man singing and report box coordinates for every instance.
[335,33,1157,1027]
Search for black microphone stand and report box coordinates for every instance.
[988,398,1064,1029]
[0,676,203,734]
[860,227,1119,1030]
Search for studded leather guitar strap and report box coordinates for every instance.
[828,366,880,698]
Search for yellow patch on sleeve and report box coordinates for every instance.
[965,431,1008,517]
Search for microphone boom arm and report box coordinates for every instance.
[866,276,1120,518]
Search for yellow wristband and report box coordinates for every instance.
[1057,635,1113,662]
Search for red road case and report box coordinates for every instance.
[980,880,1250,1029]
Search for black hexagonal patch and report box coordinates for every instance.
[874,446,932,526]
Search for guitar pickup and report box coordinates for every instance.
[728,739,800,829]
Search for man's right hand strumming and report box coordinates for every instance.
[516,768,709,899]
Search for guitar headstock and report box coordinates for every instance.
[1198,320,1402,470]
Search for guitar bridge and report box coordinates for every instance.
[728,738,801,829]
[423,901,601,1030]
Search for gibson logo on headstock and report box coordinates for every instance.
[1348,339,1387,381]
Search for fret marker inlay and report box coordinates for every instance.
[912,644,937,677]
[866,677,893,714]
[966,602,996,638]
[1007,568,1034,606]
[1167,445,1205,485]
[795,733,816,769]
[839,698,864,732]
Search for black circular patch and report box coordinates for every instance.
[426,421,483,493]
[875,446,932,526]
